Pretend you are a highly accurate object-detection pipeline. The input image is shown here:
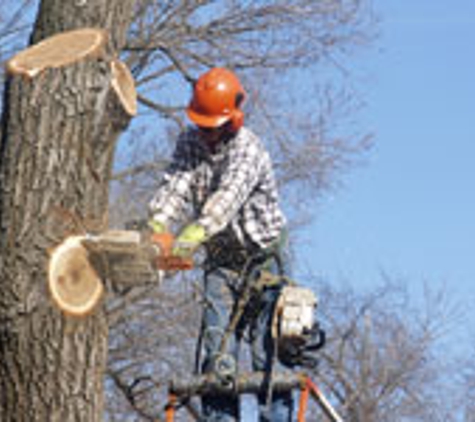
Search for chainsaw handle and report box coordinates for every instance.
[151,232,174,257]
[150,232,194,271]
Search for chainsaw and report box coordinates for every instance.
[48,229,194,317]
[150,231,194,271]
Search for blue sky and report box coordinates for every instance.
[301,1,475,316]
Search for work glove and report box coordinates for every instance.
[148,219,167,235]
[173,223,207,257]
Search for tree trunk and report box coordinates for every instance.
[0,0,136,420]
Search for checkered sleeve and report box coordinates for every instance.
[197,132,263,237]
[148,136,195,227]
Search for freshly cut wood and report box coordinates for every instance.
[110,60,137,116]
[48,230,162,317]
[48,236,104,317]
[6,28,107,78]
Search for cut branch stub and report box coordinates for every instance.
[48,236,104,317]
[6,28,107,79]
[110,59,137,116]
[48,230,162,317]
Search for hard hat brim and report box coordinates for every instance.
[186,107,231,128]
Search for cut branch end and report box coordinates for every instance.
[48,236,104,318]
[6,28,108,79]
[110,59,137,116]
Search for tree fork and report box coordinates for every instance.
[0,0,136,420]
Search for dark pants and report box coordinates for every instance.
[199,247,293,422]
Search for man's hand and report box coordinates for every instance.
[173,223,207,257]
[148,219,167,234]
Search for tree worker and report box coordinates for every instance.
[148,67,293,421]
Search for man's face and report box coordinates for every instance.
[197,122,229,146]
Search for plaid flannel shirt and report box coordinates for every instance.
[149,127,286,250]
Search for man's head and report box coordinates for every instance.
[186,68,246,143]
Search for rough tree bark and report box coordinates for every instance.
[0,0,136,421]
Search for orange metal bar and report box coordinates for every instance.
[165,393,177,422]
[297,379,310,422]
[306,378,343,422]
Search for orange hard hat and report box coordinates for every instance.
[186,68,246,130]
